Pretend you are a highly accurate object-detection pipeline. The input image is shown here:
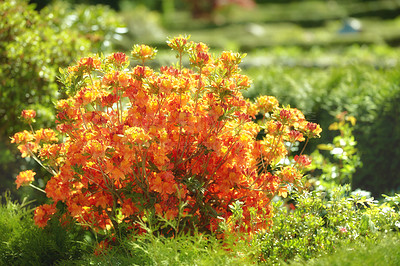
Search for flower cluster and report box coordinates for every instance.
[11,37,320,236]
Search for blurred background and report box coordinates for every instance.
[1,0,400,202]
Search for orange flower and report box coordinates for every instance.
[108,52,128,68]
[10,130,34,144]
[121,198,138,217]
[165,208,178,220]
[39,143,61,161]
[304,122,322,138]
[287,130,305,142]
[278,166,302,183]
[68,202,83,217]
[21,109,36,123]
[17,142,39,158]
[193,42,209,53]
[15,170,36,189]
[131,44,157,62]
[34,203,57,228]
[94,192,112,209]
[77,56,101,72]
[167,35,190,52]
[34,129,58,143]
[255,95,279,113]
[294,154,312,169]
[94,240,111,256]
[45,174,70,202]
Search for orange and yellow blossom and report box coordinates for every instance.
[77,56,101,72]
[15,170,36,189]
[11,130,34,144]
[34,203,57,228]
[131,44,157,63]
[10,38,321,237]
[21,109,36,123]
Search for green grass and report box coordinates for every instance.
[54,232,400,265]
[295,233,400,266]
[63,233,259,265]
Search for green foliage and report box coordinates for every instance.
[41,0,127,53]
[0,0,88,150]
[296,233,400,266]
[117,5,165,51]
[0,0,125,198]
[1,185,400,265]
[258,186,400,264]
[60,214,259,265]
[0,192,86,265]
[383,193,400,213]
[308,112,362,189]
[353,83,400,196]
[0,0,85,196]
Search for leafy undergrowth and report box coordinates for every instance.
[0,193,258,265]
[59,233,259,266]
[0,193,86,265]
[2,187,400,265]
[295,233,400,266]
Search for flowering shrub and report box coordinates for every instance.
[11,36,321,237]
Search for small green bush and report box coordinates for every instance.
[0,192,86,265]
[297,233,400,266]
[308,111,361,190]
[41,0,127,53]
[258,186,400,264]
[1,186,399,264]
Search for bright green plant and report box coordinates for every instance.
[54,200,261,265]
[353,85,400,196]
[257,185,399,264]
[41,0,127,53]
[308,111,362,190]
[296,233,400,266]
[383,193,400,212]
[0,192,86,265]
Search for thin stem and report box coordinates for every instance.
[179,51,183,72]
[29,123,35,135]
[96,158,113,191]
[79,108,88,130]
[29,183,46,193]
[89,72,95,89]
[299,137,309,156]
[194,67,202,113]
[118,89,124,125]
[27,149,57,176]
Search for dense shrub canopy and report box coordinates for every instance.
[11,37,321,238]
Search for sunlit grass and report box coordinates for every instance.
[296,233,400,266]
